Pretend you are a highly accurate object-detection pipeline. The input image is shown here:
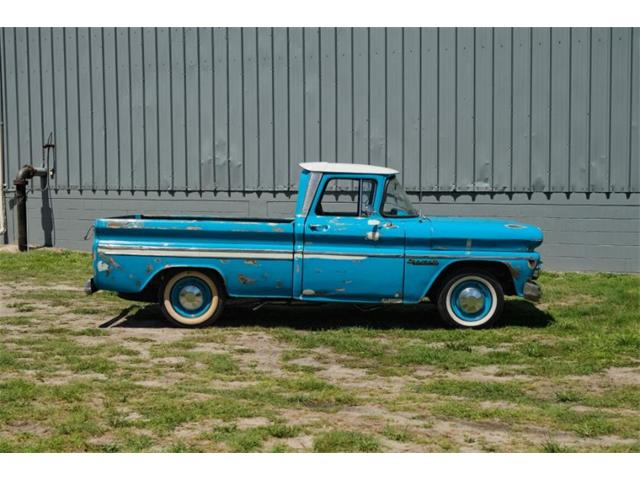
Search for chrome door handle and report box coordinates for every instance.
[309,224,329,231]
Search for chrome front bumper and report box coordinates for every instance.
[523,281,541,302]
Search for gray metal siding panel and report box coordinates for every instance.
[631,28,640,192]
[550,28,571,192]
[1,27,639,196]
[438,27,456,190]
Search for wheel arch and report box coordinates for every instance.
[425,260,516,300]
[127,265,229,302]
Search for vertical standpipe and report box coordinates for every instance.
[13,165,52,251]
[0,130,5,237]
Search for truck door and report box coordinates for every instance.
[301,175,405,303]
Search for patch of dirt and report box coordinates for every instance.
[537,293,601,310]
[40,371,108,385]
[263,434,313,451]
[229,332,288,376]
[566,366,640,391]
[0,420,50,437]
[236,417,271,429]
[604,367,640,386]
[151,356,186,366]
[173,418,224,439]
[449,365,533,383]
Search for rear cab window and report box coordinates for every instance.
[315,178,376,217]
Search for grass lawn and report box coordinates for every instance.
[0,249,638,452]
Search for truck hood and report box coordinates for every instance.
[425,217,544,252]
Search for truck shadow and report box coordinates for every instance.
[101,299,554,330]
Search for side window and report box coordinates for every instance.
[316,178,376,217]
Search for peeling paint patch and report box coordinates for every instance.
[238,274,256,285]
[97,261,109,272]
[302,289,316,296]
[98,252,120,269]
[243,259,259,266]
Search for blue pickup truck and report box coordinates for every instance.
[86,162,543,329]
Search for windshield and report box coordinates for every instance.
[382,177,419,217]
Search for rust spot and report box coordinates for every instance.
[506,262,521,278]
[186,226,203,231]
[244,259,258,266]
[146,264,154,273]
[98,252,120,269]
[237,274,256,285]
[272,227,285,233]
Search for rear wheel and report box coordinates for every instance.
[159,270,224,328]
[437,271,504,328]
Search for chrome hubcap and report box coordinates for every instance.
[458,287,484,314]
[178,285,204,310]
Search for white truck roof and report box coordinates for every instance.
[299,162,398,175]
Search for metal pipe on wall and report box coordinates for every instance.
[0,130,5,237]
[13,165,52,251]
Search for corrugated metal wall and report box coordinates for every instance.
[1,27,639,194]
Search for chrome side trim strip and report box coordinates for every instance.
[406,254,536,261]
[98,246,293,260]
[303,254,367,261]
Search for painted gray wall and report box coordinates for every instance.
[1,28,639,272]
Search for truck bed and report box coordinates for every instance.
[93,215,295,298]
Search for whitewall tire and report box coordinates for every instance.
[437,271,504,328]
[159,270,224,328]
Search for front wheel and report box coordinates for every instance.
[437,271,504,328]
[159,270,224,328]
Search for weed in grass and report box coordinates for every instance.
[270,442,293,452]
[381,425,413,443]
[414,379,529,404]
[580,385,640,409]
[71,328,108,337]
[283,363,321,374]
[202,353,239,375]
[541,440,572,453]
[70,356,117,374]
[235,347,255,354]
[7,302,35,312]
[0,316,34,326]
[444,341,473,352]
[313,430,380,452]
[555,390,583,403]
[265,424,300,439]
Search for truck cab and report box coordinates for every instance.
[87,162,543,329]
